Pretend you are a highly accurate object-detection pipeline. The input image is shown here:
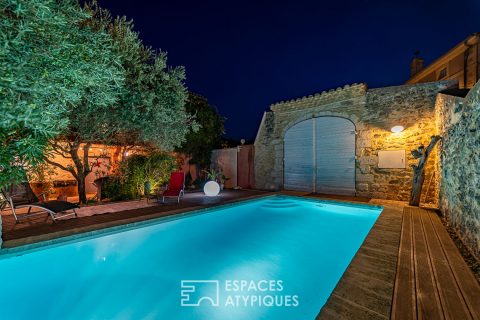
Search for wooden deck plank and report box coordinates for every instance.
[318,205,402,319]
[426,209,480,319]
[391,206,416,320]
[392,206,480,320]
[329,269,392,316]
[317,294,388,320]
[411,207,445,320]
[418,208,472,320]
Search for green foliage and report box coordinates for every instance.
[1,0,196,202]
[203,168,218,181]
[102,152,178,200]
[84,3,197,150]
[0,0,124,187]
[37,1,196,203]
[176,93,225,167]
[100,176,134,201]
[202,167,229,184]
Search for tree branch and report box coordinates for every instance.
[409,135,442,206]
[67,141,85,179]
[44,157,78,180]
[50,148,72,159]
[51,141,70,155]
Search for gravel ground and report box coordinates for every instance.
[438,213,480,283]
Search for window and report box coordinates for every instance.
[438,67,447,80]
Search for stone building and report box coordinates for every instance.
[254,80,457,204]
[406,33,480,89]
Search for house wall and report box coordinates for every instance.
[407,33,479,89]
[436,81,480,260]
[254,80,457,203]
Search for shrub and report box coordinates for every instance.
[102,152,178,200]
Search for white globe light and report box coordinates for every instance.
[204,181,220,196]
[391,125,405,133]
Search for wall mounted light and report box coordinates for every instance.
[391,125,404,133]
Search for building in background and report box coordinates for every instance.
[406,33,479,89]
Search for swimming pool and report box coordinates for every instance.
[0,196,382,319]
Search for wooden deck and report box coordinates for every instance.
[391,207,480,320]
[318,205,480,320]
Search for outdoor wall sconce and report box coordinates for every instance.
[391,125,405,133]
[204,181,220,196]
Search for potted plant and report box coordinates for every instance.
[218,172,229,190]
[203,168,218,181]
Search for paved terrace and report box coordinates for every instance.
[1,190,479,320]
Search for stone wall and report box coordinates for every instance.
[436,82,480,260]
[254,80,457,204]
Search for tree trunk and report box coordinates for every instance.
[73,143,92,204]
[45,141,92,204]
[409,135,441,206]
[77,175,87,204]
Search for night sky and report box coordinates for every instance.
[100,0,480,141]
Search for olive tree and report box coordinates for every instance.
[0,0,124,188]
[46,3,197,203]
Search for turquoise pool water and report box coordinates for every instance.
[0,196,382,320]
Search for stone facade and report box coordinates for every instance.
[254,80,457,203]
[436,82,480,260]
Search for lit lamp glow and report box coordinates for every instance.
[204,181,220,196]
[391,125,404,133]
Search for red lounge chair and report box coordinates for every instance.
[162,171,185,203]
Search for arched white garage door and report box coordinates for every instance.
[284,117,356,195]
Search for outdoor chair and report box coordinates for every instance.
[1,183,79,223]
[0,191,9,211]
[158,171,185,204]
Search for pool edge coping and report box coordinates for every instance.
[0,193,276,258]
[0,193,383,260]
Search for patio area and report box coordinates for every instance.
[1,191,478,319]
